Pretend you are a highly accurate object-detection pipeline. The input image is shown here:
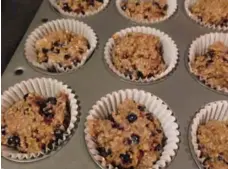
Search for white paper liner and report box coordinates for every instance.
[49,0,110,18]
[25,19,97,73]
[185,0,228,31]
[116,0,177,24]
[104,26,179,83]
[1,78,79,162]
[189,100,228,167]
[188,32,228,94]
[84,89,180,169]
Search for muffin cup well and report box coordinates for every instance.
[189,100,228,169]
[116,0,177,24]
[1,78,79,162]
[25,19,97,74]
[185,0,228,31]
[188,32,228,94]
[104,26,179,83]
[49,0,110,18]
[84,89,180,169]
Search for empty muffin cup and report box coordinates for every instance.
[49,0,110,18]
[85,89,180,169]
[25,19,97,74]
[185,0,228,31]
[116,0,178,24]
[187,32,228,94]
[189,100,228,169]
[104,26,179,83]
[1,77,79,162]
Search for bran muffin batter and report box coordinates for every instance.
[88,99,166,169]
[197,120,228,169]
[1,92,70,153]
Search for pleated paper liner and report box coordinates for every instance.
[85,89,180,169]
[25,19,97,74]
[49,0,110,18]
[185,0,228,31]
[1,78,79,162]
[187,32,228,95]
[188,100,228,169]
[104,26,179,84]
[116,0,178,24]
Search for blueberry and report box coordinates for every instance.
[73,59,80,66]
[136,71,144,79]
[120,153,132,164]
[42,48,49,54]
[62,3,72,12]
[156,129,162,133]
[222,57,228,62]
[64,54,71,60]
[206,59,213,67]
[53,41,59,47]
[1,126,6,135]
[146,113,154,121]
[151,132,156,137]
[131,134,140,144]
[152,2,161,9]
[203,157,211,166]
[218,155,223,161]
[47,66,57,73]
[47,141,53,150]
[121,4,127,11]
[7,135,20,147]
[205,50,215,59]
[54,129,64,140]
[126,113,137,123]
[97,147,112,157]
[47,97,57,105]
[36,100,47,110]
[23,93,29,100]
[147,73,153,78]
[41,18,48,23]
[137,105,145,111]
[154,144,162,151]
[163,4,168,10]
[124,70,133,79]
[41,144,47,152]
[96,0,104,3]
[53,48,60,54]
[88,0,95,6]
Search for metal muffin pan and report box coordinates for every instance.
[1,0,228,169]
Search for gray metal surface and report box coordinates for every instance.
[2,0,227,169]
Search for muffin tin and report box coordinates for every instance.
[1,0,228,169]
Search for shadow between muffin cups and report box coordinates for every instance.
[24,19,97,74]
[188,100,228,169]
[1,78,80,162]
[187,32,228,95]
[115,0,178,24]
[104,26,179,84]
[184,0,228,31]
[49,0,110,18]
[84,89,180,169]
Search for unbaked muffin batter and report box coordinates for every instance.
[112,32,167,80]
[35,30,89,72]
[1,92,70,153]
[88,99,166,169]
[197,120,228,169]
[57,0,104,14]
[120,0,168,22]
[190,41,228,89]
[190,0,228,27]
